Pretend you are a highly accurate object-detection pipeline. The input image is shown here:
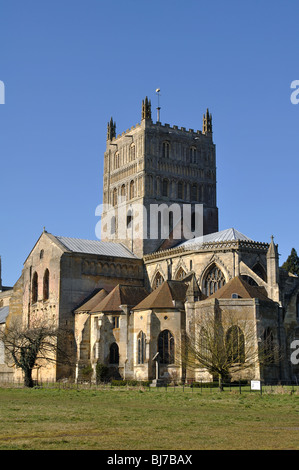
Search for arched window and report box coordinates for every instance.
[109,343,119,365]
[204,265,226,296]
[113,187,118,206]
[137,331,146,364]
[153,271,164,290]
[121,184,126,200]
[175,267,186,280]
[40,250,44,260]
[263,327,275,363]
[130,143,136,161]
[111,216,116,235]
[130,180,135,200]
[190,147,197,163]
[162,179,169,197]
[158,330,175,364]
[178,181,183,199]
[162,141,170,159]
[114,152,120,169]
[191,184,198,201]
[32,272,38,303]
[127,209,133,229]
[226,326,245,364]
[43,269,49,301]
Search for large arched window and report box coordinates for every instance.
[158,330,175,364]
[226,326,245,364]
[43,269,49,301]
[204,265,226,296]
[109,343,119,365]
[153,271,164,290]
[32,272,38,303]
[137,331,146,364]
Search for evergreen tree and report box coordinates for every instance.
[281,248,299,275]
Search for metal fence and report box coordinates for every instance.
[0,378,299,394]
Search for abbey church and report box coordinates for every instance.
[1,97,299,384]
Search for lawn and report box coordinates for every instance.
[0,386,298,450]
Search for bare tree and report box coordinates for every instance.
[180,310,279,391]
[0,317,73,387]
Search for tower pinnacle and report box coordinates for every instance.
[203,108,212,134]
[142,97,152,121]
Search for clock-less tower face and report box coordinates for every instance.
[101,100,218,258]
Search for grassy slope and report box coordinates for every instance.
[0,387,298,450]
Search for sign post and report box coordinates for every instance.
[251,380,262,395]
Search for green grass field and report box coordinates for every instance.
[0,386,298,450]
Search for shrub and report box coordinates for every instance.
[81,364,93,381]
[96,362,109,384]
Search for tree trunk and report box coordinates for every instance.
[24,368,34,388]
[218,374,223,392]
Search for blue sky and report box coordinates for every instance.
[0,0,299,286]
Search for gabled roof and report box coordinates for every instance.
[74,289,109,314]
[208,276,270,301]
[177,228,253,250]
[54,235,138,259]
[91,285,149,313]
[0,306,9,324]
[24,231,138,265]
[133,280,189,310]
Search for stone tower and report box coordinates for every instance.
[100,97,218,257]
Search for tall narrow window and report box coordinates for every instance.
[43,269,49,301]
[130,144,136,161]
[113,187,118,206]
[137,331,146,364]
[130,180,135,199]
[32,272,38,303]
[121,184,126,200]
[158,330,175,364]
[111,216,116,235]
[127,209,133,229]
[190,147,197,163]
[178,181,183,199]
[162,141,170,159]
[162,179,169,197]
[109,343,119,364]
[114,152,119,169]
[192,184,197,201]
